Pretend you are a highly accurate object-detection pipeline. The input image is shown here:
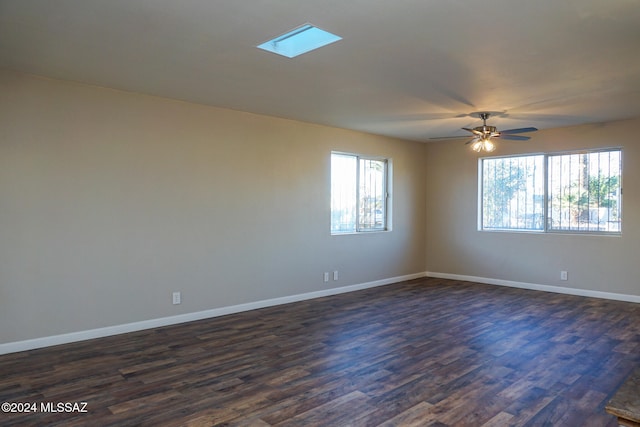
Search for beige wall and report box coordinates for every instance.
[0,70,427,344]
[425,117,640,297]
[2,68,637,347]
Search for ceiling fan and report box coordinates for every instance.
[463,112,537,152]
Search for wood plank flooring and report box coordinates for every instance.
[1,277,639,426]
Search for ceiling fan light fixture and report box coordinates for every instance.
[461,112,536,153]
[483,138,496,152]
[470,138,496,153]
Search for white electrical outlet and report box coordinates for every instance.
[172,291,181,305]
[560,271,568,281]
[333,271,339,281]
[323,272,329,282]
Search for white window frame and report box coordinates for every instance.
[479,148,622,235]
[331,152,391,234]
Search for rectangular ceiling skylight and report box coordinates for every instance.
[257,24,342,58]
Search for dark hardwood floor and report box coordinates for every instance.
[1,277,639,426]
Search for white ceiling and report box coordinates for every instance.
[1,0,640,142]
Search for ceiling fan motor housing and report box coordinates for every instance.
[475,125,497,135]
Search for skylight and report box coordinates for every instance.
[257,24,342,58]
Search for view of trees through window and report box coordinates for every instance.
[548,151,621,232]
[482,155,544,230]
[481,149,621,233]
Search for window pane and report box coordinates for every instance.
[548,150,621,232]
[331,154,357,233]
[482,155,544,231]
[358,158,386,231]
[331,153,388,234]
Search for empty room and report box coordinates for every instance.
[1,1,639,426]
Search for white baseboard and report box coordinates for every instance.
[6,271,635,356]
[0,272,427,356]
[425,271,640,303]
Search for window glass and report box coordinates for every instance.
[548,150,622,232]
[480,149,621,234]
[331,153,388,234]
[331,153,357,233]
[481,155,544,231]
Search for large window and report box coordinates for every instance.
[480,149,622,233]
[331,152,389,234]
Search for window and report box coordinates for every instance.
[331,152,389,234]
[481,155,545,231]
[480,149,622,233]
[548,150,622,232]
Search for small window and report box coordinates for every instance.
[480,149,622,234]
[331,152,389,234]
